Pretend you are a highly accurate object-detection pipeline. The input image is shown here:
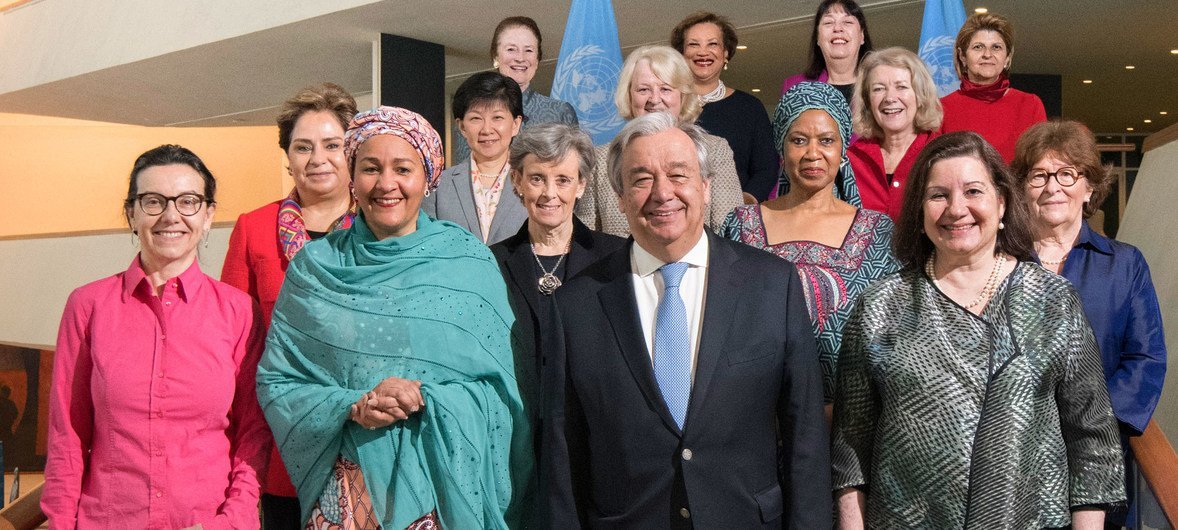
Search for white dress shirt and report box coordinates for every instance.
[630,233,710,381]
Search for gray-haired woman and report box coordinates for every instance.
[490,123,625,527]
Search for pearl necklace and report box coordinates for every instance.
[1039,255,1067,266]
[532,241,571,296]
[700,79,727,103]
[925,252,1007,309]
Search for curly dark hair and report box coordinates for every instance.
[670,11,739,61]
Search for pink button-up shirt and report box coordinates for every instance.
[43,257,269,530]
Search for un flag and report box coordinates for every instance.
[919,0,967,97]
[552,0,626,145]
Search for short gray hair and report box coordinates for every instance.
[509,123,596,180]
[606,111,711,195]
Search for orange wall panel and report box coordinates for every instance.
[0,113,287,238]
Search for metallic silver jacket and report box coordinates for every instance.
[832,263,1125,529]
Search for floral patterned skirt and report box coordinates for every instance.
[304,456,441,530]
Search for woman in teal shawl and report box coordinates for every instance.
[257,106,532,529]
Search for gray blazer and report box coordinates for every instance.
[421,161,527,245]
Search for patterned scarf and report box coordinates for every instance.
[771,81,862,206]
[343,106,445,193]
[277,188,355,262]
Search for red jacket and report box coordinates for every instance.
[849,131,937,221]
[221,200,297,497]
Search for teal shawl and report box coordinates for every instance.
[257,210,531,529]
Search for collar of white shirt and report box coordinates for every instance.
[631,231,710,277]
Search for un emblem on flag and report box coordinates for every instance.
[553,45,625,141]
[919,35,959,97]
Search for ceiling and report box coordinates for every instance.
[1,0,1174,135]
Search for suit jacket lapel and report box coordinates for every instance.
[503,231,542,322]
[565,217,601,276]
[684,233,740,429]
[450,164,480,238]
[598,247,682,435]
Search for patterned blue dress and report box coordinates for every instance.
[721,205,899,400]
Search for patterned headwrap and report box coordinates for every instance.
[344,106,446,192]
[771,82,862,206]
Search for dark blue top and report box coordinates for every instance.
[1039,221,1167,434]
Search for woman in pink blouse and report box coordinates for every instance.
[43,145,269,529]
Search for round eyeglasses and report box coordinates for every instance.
[136,193,208,216]
[1027,167,1082,188]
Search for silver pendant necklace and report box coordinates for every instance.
[532,241,571,296]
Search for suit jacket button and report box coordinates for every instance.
[681,448,693,461]
[680,507,691,519]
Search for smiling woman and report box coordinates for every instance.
[219,83,358,526]
[450,16,579,164]
[43,145,269,529]
[848,47,943,220]
[672,11,780,200]
[257,106,532,530]
[425,71,528,244]
[940,12,1046,162]
[833,131,1125,529]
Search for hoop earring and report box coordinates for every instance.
[423,188,432,198]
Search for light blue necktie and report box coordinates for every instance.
[653,262,691,429]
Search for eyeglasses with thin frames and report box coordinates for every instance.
[136,193,208,216]
[1026,167,1082,188]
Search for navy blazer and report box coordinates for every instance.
[548,232,831,529]
[491,218,625,528]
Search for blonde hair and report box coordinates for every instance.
[852,47,943,140]
[614,45,703,122]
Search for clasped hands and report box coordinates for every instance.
[349,376,425,430]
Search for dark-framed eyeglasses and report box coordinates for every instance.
[1026,167,1082,188]
[136,193,208,216]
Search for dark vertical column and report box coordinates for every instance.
[380,33,446,134]
[1011,73,1062,118]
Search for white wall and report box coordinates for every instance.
[0,226,232,349]
[0,0,380,94]
[1119,138,1178,441]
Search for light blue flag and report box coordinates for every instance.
[552,0,625,145]
[919,0,967,97]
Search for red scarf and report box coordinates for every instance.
[958,71,1010,103]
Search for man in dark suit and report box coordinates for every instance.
[548,112,831,528]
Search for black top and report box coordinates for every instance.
[532,252,569,286]
[696,89,780,201]
[832,83,854,105]
[307,229,328,240]
[490,217,626,528]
